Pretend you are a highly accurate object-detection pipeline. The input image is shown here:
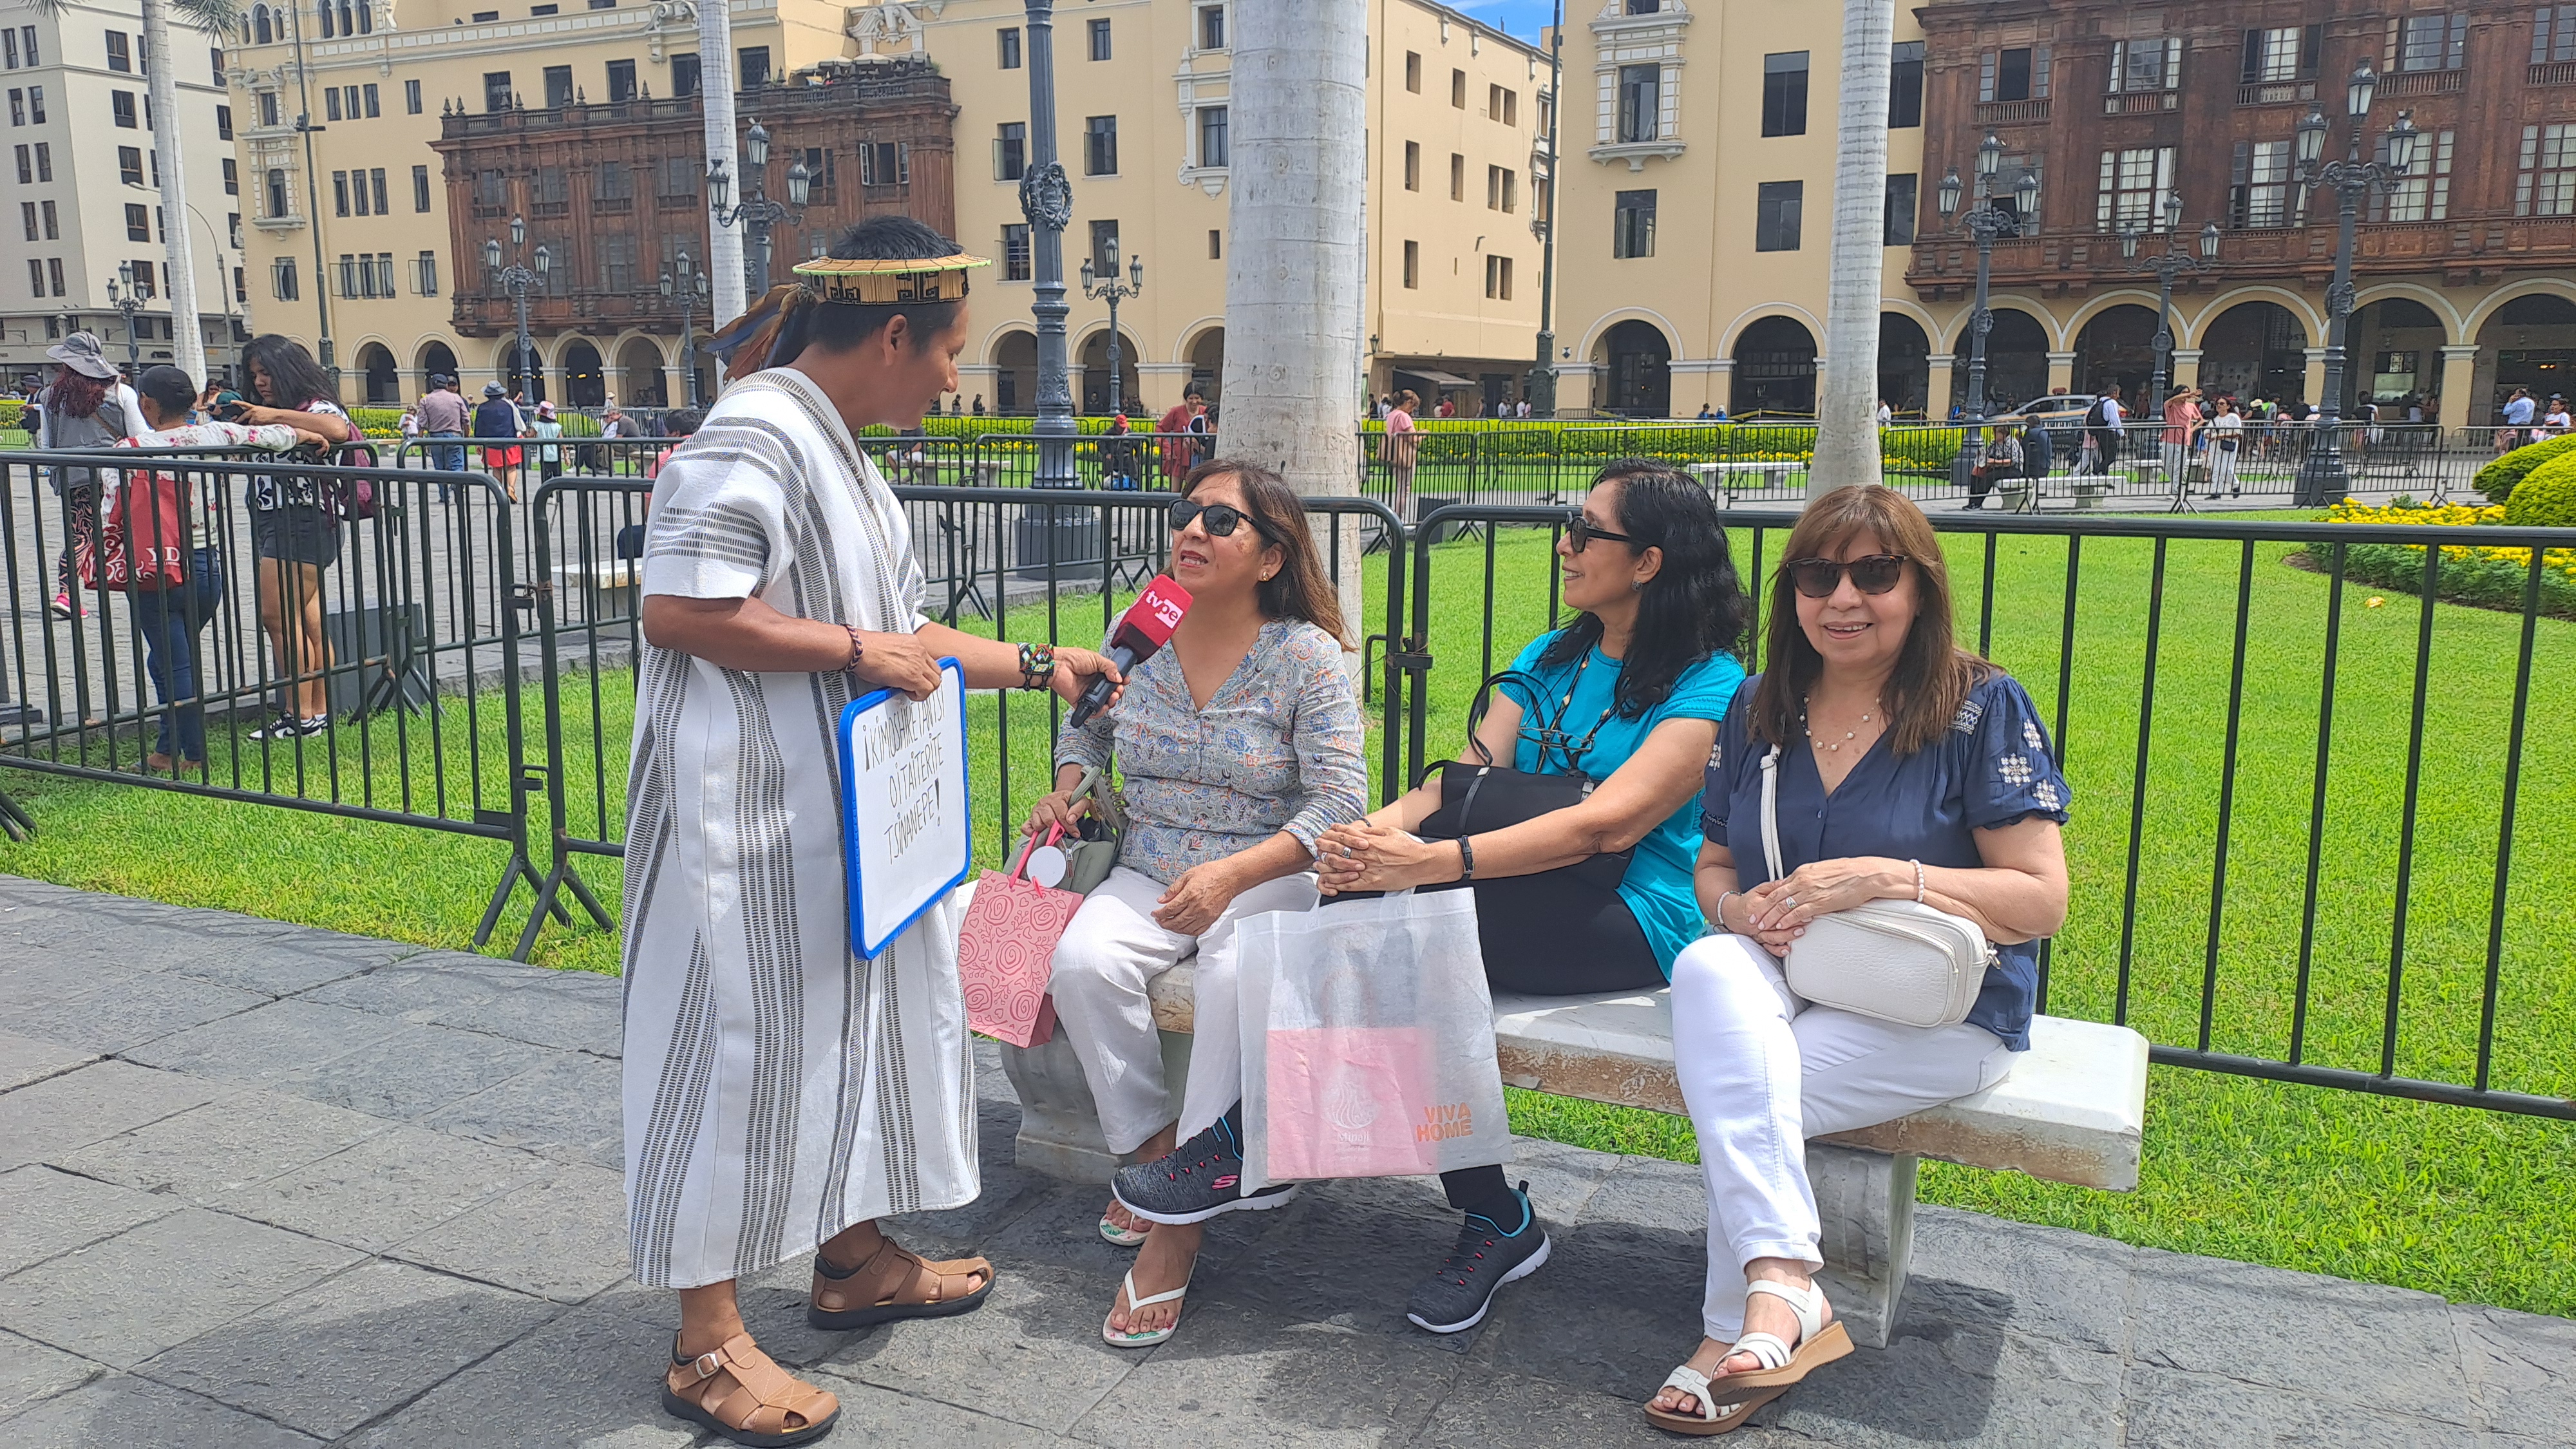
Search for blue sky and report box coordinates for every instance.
[1449,0,1557,45]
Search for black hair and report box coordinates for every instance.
[1538,459,1750,719]
[135,365,197,420]
[241,334,334,408]
[777,216,966,365]
[664,408,705,437]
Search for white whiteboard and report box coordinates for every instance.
[838,658,971,959]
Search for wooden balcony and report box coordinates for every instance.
[450,289,707,337]
[2236,79,2317,107]
[2101,90,2179,115]
[2530,61,2576,86]
[1904,215,2576,298]
[1974,97,2052,125]
[2378,69,2464,99]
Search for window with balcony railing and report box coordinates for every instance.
[2389,14,2466,73]
[2238,24,2319,104]
[2533,7,2576,82]
[2106,39,2177,113]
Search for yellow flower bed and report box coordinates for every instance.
[2327,499,2576,581]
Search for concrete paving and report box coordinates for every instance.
[0,873,2566,1448]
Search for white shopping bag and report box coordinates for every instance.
[1236,887,1513,1191]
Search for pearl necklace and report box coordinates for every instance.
[1801,696,1880,753]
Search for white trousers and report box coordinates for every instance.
[1668,934,2016,1340]
[1046,866,1321,1156]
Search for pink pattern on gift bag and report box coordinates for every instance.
[956,867,1081,1049]
[1262,1026,1443,1180]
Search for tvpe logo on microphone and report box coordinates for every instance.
[1140,585,1187,632]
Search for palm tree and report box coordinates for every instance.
[35,0,240,388]
[1217,0,1368,630]
[1809,0,1895,498]
[698,0,746,326]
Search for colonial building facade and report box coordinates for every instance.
[1553,0,2576,424]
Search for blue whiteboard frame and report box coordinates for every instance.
[839,657,972,960]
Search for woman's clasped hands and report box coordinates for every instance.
[1730,857,1913,958]
[1313,820,1459,897]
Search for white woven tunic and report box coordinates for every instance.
[621,368,976,1289]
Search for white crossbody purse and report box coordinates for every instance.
[1759,744,1994,1029]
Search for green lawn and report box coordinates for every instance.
[3,514,2570,1318]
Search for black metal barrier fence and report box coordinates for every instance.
[0,446,569,949]
[5,452,2569,1122]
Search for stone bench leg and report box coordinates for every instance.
[997,1028,1197,1186]
[1806,1142,1915,1351]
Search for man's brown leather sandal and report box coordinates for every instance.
[661,1332,840,1447]
[807,1236,996,1330]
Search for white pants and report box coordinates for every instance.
[1046,866,1321,1156]
[2209,444,2238,493]
[1668,934,2016,1340]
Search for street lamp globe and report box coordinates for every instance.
[2297,105,2329,167]
[2347,62,2376,121]
[2119,225,2141,260]
[2012,167,2040,220]
[706,160,732,212]
[2386,110,2421,174]
[485,237,502,271]
[1079,258,1095,288]
[510,213,526,248]
[677,250,694,280]
[1128,253,1144,289]
[2161,189,2184,232]
[119,261,135,287]
[535,243,552,279]
[1976,131,2003,178]
[1937,167,1964,217]
[2199,220,2222,260]
[659,270,674,298]
[786,158,811,208]
[744,120,769,170]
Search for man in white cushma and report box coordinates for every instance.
[624,216,1121,1448]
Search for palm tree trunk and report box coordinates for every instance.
[1218,0,1368,634]
[144,0,207,386]
[699,0,746,328]
[1810,0,1895,498]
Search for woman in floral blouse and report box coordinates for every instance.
[1030,459,1367,1348]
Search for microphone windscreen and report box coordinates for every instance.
[1121,575,1192,651]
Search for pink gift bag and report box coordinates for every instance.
[1263,1026,1443,1180]
[955,826,1083,1048]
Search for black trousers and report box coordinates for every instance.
[1437,882,1664,1215]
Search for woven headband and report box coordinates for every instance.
[793,252,990,305]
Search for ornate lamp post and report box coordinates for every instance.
[2293,65,2418,506]
[1078,235,1144,416]
[1934,133,2041,488]
[485,214,553,401]
[1528,0,1564,417]
[1018,0,1078,486]
[106,263,146,370]
[2121,196,2222,500]
[659,250,711,408]
[708,120,811,296]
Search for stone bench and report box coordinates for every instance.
[997,964,2148,1350]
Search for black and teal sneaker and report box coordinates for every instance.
[1405,1182,1551,1333]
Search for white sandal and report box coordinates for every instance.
[1097,1207,1150,1247]
[1705,1278,1852,1397]
[1640,1361,1783,1437]
[1101,1268,1188,1349]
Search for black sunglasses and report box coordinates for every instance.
[1170,497,1265,540]
[1566,515,1636,553]
[1787,554,1908,598]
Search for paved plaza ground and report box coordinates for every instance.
[0,875,2568,1448]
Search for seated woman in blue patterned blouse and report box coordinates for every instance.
[1030,460,1368,1349]
[1645,484,2070,1434]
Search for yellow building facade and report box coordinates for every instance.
[223,0,1550,414]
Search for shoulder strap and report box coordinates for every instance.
[1759,744,1786,882]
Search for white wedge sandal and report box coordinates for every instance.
[1642,1358,1786,1437]
[1706,1278,1852,1397]
[1101,1268,1189,1349]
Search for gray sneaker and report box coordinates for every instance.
[1406,1184,1550,1334]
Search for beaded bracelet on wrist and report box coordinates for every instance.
[1016,643,1057,691]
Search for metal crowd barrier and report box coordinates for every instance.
[1392,500,2574,1121]
[0,446,560,950]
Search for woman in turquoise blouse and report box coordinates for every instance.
[1312,459,1752,1334]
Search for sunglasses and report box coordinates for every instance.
[1786,554,1908,598]
[1566,515,1636,552]
[1170,497,1265,540]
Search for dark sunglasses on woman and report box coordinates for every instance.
[1786,553,1908,598]
[1169,497,1264,539]
[1566,515,1635,552]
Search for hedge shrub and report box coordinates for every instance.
[0,399,22,430]
[2470,434,2576,504]
[2503,452,2576,528]
[2322,498,2576,619]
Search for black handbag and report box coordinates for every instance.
[1412,665,1634,897]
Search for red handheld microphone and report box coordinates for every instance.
[1068,575,1191,727]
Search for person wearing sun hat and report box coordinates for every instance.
[34,333,140,618]
[623,215,1126,1447]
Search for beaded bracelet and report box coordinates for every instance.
[843,625,866,677]
[1017,643,1057,691]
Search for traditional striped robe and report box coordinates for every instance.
[621,367,976,1289]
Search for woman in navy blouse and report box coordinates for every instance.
[1645,486,2070,1434]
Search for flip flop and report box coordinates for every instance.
[1101,1267,1188,1349]
[1642,1359,1788,1437]
[1098,1211,1150,1247]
